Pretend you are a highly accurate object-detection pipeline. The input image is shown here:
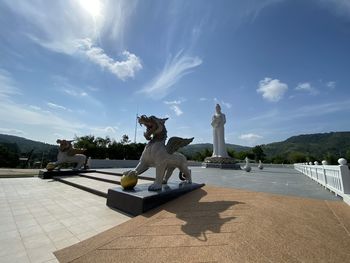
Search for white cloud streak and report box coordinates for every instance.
[319,0,350,20]
[47,102,68,111]
[257,78,288,102]
[0,69,21,98]
[78,39,142,81]
[3,1,142,80]
[326,81,336,89]
[214,98,232,109]
[164,99,184,116]
[239,133,263,145]
[170,105,183,116]
[295,82,319,95]
[141,51,202,99]
[0,127,25,136]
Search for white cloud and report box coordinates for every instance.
[257,78,288,102]
[0,100,84,134]
[213,98,232,109]
[319,0,350,20]
[239,133,263,145]
[47,102,68,111]
[78,39,142,81]
[2,0,137,54]
[164,99,184,116]
[90,126,117,134]
[295,82,319,95]
[29,105,41,111]
[0,69,21,98]
[0,127,25,136]
[2,1,142,80]
[164,100,182,105]
[199,97,208,101]
[221,101,232,109]
[326,81,336,89]
[52,76,103,107]
[140,51,202,99]
[170,105,183,116]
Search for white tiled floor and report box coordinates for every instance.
[0,178,131,263]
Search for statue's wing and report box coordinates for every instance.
[166,137,194,154]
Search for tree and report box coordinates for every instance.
[227,149,236,158]
[120,134,131,145]
[0,144,20,168]
[252,145,266,161]
[288,151,307,163]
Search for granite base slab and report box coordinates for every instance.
[106,182,205,216]
[202,162,242,169]
[38,169,95,179]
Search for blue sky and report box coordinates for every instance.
[0,0,350,146]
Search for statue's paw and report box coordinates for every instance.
[148,183,162,191]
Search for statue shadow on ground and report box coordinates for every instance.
[164,188,245,241]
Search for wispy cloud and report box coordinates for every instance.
[3,0,137,54]
[319,0,350,20]
[257,77,288,102]
[0,127,25,136]
[247,100,350,124]
[0,100,84,133]
[326,81,336,89]
[214,98,232,109]
[239,133,263,145]
[90,126,118,134]
[295,82,319,95]
[52,75,103,107]
[78,39,142,81]
[47,102,69,111]
[164,99,185,116]
[0,69,21,98]
[3,1,142,80]
[199,97,208,101]
[140,51,202,99]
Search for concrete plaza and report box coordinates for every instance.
[0,166,348,262]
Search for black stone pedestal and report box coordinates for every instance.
[38,169,95,179]
[106,182,205,216]
[202,162,242,169]
[202,156,241,169]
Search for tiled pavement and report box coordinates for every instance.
[0,178,130,263]
[0,166,346,262]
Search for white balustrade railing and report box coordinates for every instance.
[294,158,350,201]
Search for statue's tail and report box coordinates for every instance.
[166,137,194,154]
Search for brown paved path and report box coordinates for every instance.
[55,186,350,263]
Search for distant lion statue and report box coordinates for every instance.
[54,139,87,170]
[124,115,193,191]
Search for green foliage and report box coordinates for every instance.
[262,132,350,163]
[120,134,131,145]
[0,134,58,167]
[288,151,307,163]
[0,143,20,167]
[74,135,145,160]
[252,145,266,161]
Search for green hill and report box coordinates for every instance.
[0,134,57,154]
[262,131,350,163]
[179,143,251,158]
[0,134,58,165]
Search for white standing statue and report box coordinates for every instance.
[242,157,251,172]
[211,104,229,158]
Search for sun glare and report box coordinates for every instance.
[78,0,102,19]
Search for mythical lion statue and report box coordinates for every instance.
[124,115,193,191]
[51,139,87,170]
